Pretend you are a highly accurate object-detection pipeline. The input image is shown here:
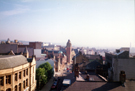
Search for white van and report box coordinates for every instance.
[62,79,71,86]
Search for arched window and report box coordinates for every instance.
[6,88,11,91]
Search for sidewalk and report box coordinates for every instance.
[40,77,54,91]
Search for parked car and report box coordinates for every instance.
[62,79,71,86]
[51,81,57,89]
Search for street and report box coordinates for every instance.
[50,63,75,91]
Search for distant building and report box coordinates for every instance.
[85,54,101,61]
[1,38,23,45]
[72,52,89,71]
[0,43,33,58]
[0,55,36,91]
[43,44,60,51]
[66,40,72,64]
[42,43,49,46]
[29,42,42,58]
[42,48,67,72]
[87,50,95,55]
[0,39,42,58]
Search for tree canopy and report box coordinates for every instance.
[36,62,54,89]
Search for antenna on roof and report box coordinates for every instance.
[130,42,131,53]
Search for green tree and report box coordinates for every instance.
[38,62,54,81]
[36,68,47,89]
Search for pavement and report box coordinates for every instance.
[39,77,54,91]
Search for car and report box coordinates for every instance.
[62,79,71,86]
[51,81,57,89]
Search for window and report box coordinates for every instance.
[26,79,28,86]
[6,88,11,91]
[6,75,11,84]
[23,81,25,89]
[15,73,17,81]
[33,76,34,83]
[33,67,34,73]
[15,85,17,91]
[23,70,25,77]
[19,72,21,79]
[0,76,4,86]
[19,83,21,91]
[26,69,28,75]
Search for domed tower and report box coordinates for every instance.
[66,39,72,63]
[6,38,10,44]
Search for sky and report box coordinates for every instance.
[0,0,134,48]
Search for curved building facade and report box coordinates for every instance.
[0,55,36,91]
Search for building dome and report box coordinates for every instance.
[66,39,71,47]
[6,38,10,44]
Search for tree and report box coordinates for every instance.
[36,68,47,89]
[38,62,54,81]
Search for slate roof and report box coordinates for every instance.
[72,53,80,60]
[18,47,34,57]
[74,49,79,54]
[86,60,102,70]
[23,47,28,54]
[0,55,28,70]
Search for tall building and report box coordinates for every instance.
[66,40,72,63]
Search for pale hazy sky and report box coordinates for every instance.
[0,0,134,48]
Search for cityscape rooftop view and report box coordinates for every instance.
[0,0,135,91]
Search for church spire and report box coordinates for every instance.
[23,46,29,58]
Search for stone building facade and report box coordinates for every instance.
[0,55,36,91]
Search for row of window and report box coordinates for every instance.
[0,75,11,85]
[15,68,28,81]
[0,68,28,86]
[0,79,28,91]
[15,79,28,91]
[1,79,28,91]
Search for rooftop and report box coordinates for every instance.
[63,72,135,91]
[0,55,28,70]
